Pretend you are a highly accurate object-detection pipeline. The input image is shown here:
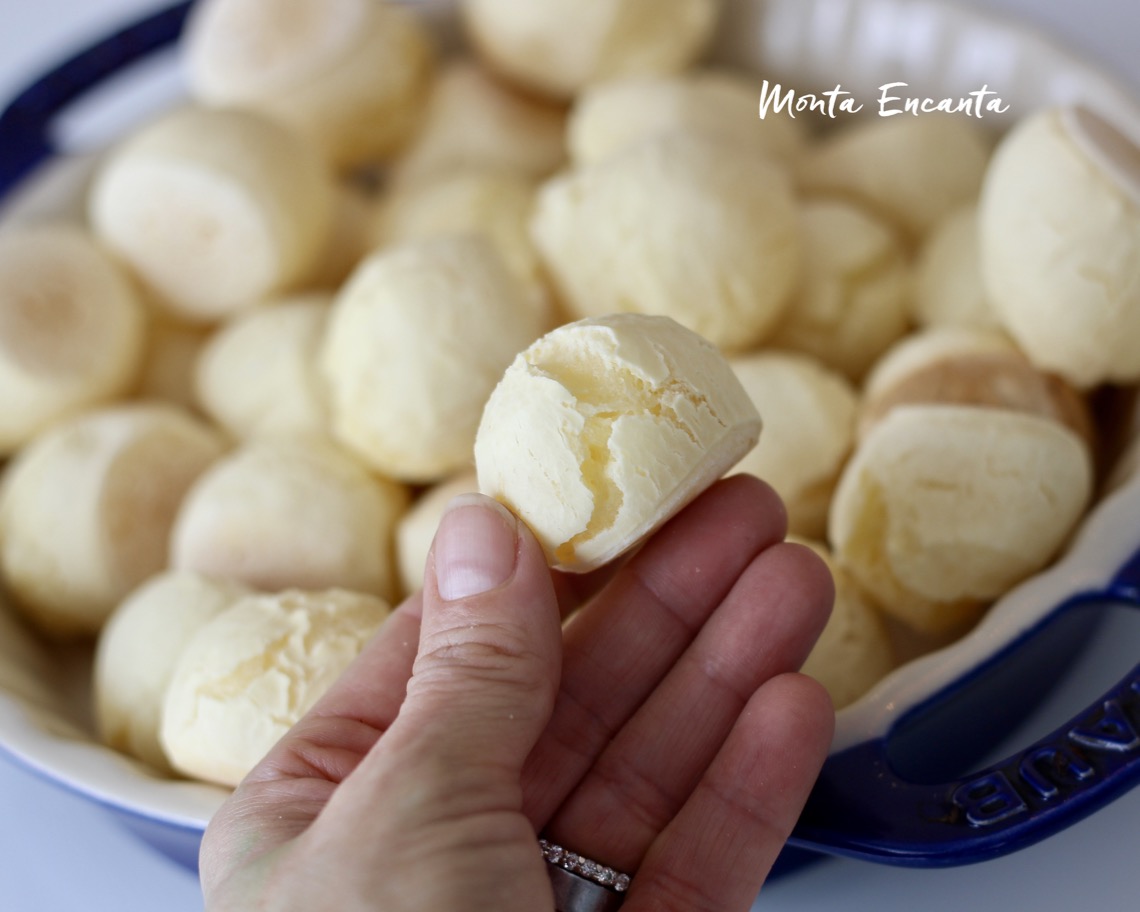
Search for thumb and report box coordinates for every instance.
[391,493,563,775]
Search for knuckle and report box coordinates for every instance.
[412,623,552,695]
[591,756,683,833]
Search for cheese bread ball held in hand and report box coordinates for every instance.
[376,168,552,328]
[728,352,857,540]
[798,116,991,240]
[161,588,391,786]
[170,437,409,602]
[94,571,250,773]
[195,294,332,442]
[532,133,800,352]
[320,236,544,483]
[390,62,568,189]
[0,404,226,636]
[462,0,720,100]
[913,204,998,331]
[184,0,434,169]
[858,326,1094,448]
[0,224,146,454]
[395,470,479,596]
[568,69,804,168]
[829,405,1093,635]
[89,107,335,324]
[979,106,1140,388]
[476,314,762,573]
[792,538,894,710]
[769,199,911,381]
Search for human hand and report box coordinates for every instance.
[200,475,835,912]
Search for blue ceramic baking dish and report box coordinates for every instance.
[0,0,1138,877]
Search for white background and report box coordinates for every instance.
[1,1,1139,910]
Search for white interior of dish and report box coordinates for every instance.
[2,0,1140,831]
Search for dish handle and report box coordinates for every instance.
[789,550,1140,866]
[0,1,192,201]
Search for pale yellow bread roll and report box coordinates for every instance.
[94,571,250,773]
[979,106,1140,388]
[395,470,480,596]
[184,0,434,168]
[160,588,391,786]
[568,69,804,168]
[376,168,552,328]
[829,405,1093,635]
[532,133,800,352]
[319,236,544,483]
[170,436,409,602]
[728,352,857,540]
[798,116,991,240]
[475,314,761,572]
[792,537,895,710]
[195,294,332,442]
[89,107,335,324]
[769,199,911,381]
[0,403,226,636]
[913,203,999,331]
[0,224,147,454]
[389,61,567,189]
[858,326,1094,448]
[461,0,720,100]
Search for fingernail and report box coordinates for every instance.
[433,494,519,601]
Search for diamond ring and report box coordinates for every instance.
[540,839,631,912]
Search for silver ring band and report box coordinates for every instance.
[540,839,630,912]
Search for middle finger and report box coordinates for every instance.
[521,475,788,825]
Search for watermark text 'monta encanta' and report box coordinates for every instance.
[758,81,1011,120]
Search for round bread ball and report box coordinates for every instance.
[376,168,552,327]
[461,0,720,100]
[728,352,857,539]
[979,106,1140,388]
[769,199,911,381]
[320,236,544,483]
[94,571,250,773]
[532,133,801,352]
[184,0,434,169]
[568,69,804,168]
[0,224,146,455]
[913,204,999,331]
[0,403,226,636]
[798,116,991,240]
[195,294,332,442]
[390,61,568,189]
[89,107,335,324]
[396,470,479,596]
[161,588,391,786]
[476,313,761,572]
[170,436,409,602]
[829,405,1094,635]
[793,537,894,710]
[858,326,1094,448]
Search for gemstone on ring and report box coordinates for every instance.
[539,839,632,893]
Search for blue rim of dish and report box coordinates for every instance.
[1,0,1140,872]
[791,558,1140,866]
[0,0,192,202]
